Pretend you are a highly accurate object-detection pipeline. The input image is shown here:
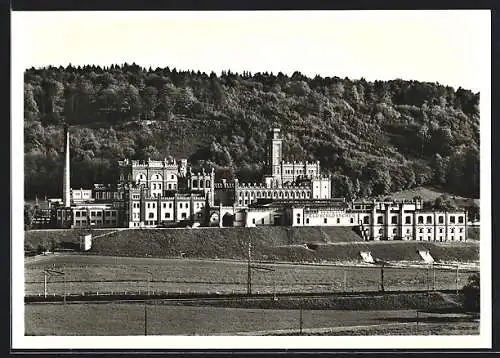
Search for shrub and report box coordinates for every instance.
[462,273,480,312]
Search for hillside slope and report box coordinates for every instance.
[25,226,479,263]
[24,65,479,200]
[83,227,478,263]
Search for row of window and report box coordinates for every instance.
[72,192,91,198]
[296,215,356,225]
[416,215,464,224]
[74,211,117,217]
[141,212,189,219]
[239,190,310,198]
[133,201,205,210]
[418,227,464,233]
[136,182,179,191]
[368,227,464,235]
[94,192,121,200]
[135,212,202,225]
[283,168,315,175]
[73,219,116,226]
[146,202,189,209]
[151,183,179,191]
[136,174,177,181]
[360,214,464,225]
[416,236,464,241]
[192,180,211,188]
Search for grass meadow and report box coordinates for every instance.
[25,254,476,296]
[25,302,478,336]
[23,303,417,336]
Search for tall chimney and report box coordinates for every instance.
[63,125,71,207]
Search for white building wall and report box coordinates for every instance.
[415,224,434,241]
[71,189,92,202]
[159,200,175,222]
[245,209,276,226]
[176,200,190,221]
[435,225,447,242]
[164,170,178,191]
[302,210,358,227]
[144,202,157,225]
[401,225,413,240]
[72,206,119,228]
[291,207,305,226]
[311,178,331,199]
[192,199,206,221]
[149,173,163,197]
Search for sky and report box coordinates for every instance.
[12,10,490,92]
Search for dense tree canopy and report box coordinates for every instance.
[24,64,480,199]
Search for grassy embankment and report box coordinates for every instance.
[25,226,479,264]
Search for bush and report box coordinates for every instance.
[462,273,479,312]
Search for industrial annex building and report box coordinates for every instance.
[42,127,467,241]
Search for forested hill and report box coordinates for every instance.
[24,64,479,200]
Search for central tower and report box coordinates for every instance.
[268,127,283,179]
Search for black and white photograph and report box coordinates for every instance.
[11,10,491,349]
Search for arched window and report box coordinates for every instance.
[206,180,211,187]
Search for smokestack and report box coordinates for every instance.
[63,125,71,207]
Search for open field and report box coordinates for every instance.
[25,226,479,264]
[274,321,479,336]
[25,254,477,296]
[25,302,478,336]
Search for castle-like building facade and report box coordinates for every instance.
[47,127,467,241]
